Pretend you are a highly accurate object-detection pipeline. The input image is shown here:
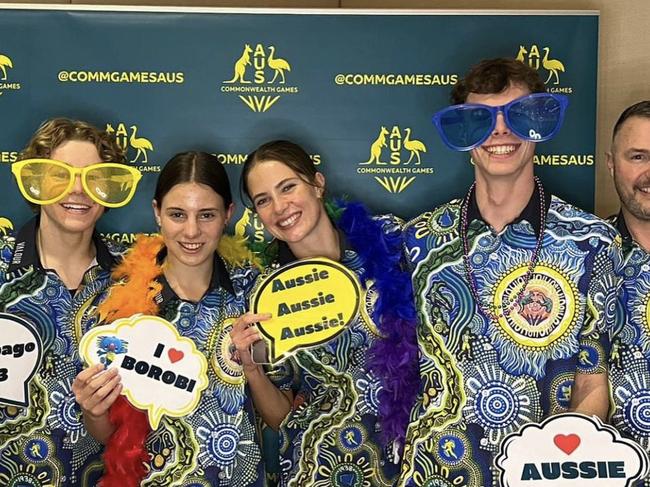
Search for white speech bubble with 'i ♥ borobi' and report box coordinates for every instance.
[79,314,209,429]
[0,312,44,407]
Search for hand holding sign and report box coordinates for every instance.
[79,315,209,429]
[0,313,43,407]
[229,312,271,368]
[72,364,122,419]
[250,258,361,364]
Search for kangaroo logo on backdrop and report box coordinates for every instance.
[0,52,21,96]
[357,125,433,193]
[515,45,571,94]
[234,208,268,244]
[105,122,160,173]
[221,43,299,112]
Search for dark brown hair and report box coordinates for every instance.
[612,100,650,142]
[240,140,320,208]
[154,151,232,208]
[451,58,546,105]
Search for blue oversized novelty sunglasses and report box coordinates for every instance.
[432,93,569,152]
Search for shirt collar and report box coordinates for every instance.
[8,216,116,273]
[613,211,638,255]
[614,211,632,243]
[465,180,551,238]
[156,249,235,306]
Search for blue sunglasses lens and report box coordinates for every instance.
[437,105,494,151]
[507,95,564,142]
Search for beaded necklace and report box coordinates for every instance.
[460,176,546,322]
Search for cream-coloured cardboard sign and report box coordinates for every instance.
[0,313,43,407]
[496,413,650,486]
[79,315,208,429]
[251,257,361,364]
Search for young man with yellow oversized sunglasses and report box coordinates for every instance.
[0,118,141,487]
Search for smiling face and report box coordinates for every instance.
[153,182,233,273]
[608,116,650,222]
[246,159,326,248]
[468,83,536,181]
[39,140,105,236]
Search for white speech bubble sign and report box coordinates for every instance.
[496,413,650,487]
[79,314,209,429]
[0,312,44,407]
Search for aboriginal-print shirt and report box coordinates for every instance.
[399,189,622,487]
[0,216,122,487]
[134,247,264,487]
[266,216,403,487]
[608,213,650,486]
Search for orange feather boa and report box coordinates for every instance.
[95,233,258,486]
[97,234,164,487]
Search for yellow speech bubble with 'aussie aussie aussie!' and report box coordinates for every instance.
[251,258,361,364]
[79,315,209,429]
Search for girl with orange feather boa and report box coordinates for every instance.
[72,152,264,487]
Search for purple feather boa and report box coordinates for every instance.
[337,200,419,446]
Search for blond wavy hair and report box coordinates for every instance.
[19,117,126,163]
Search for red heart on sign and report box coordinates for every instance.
[168,348,184,363]
[554,434,581,455]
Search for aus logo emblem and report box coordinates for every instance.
[105,122,158,170]
[234,208,268,243]
[515,45,568,88]
[358,125,432,194]
[221,43,298,113]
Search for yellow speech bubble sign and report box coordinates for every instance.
[79,315,209,429]
[251,258,361,363]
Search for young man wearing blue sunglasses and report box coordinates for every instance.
[399,58,622,486]
[607,101,650,481]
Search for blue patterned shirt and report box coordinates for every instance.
[400,192,622,486]
[136,247,265,487]
[608,213,650,486]
[0,217,122,487]
[267,215,403,487]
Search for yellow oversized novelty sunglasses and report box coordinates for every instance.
[11,158,142,208]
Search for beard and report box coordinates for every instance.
[614,176,650,221]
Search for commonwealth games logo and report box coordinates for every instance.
[515,45,571,94]
[221,43,299,112]
[357,125,433,193]
[105,122,159,172]
[0,51,21,96]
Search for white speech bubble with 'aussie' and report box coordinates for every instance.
[496,413,650,487]
[79,314,209,429]
[0,312,43,407]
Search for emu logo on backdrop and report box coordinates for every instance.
[105,122,160,173]
[0,51,21,96]
[221,43,299,112]
[515,45,572,94]
[357,125,433,193]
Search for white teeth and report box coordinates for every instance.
[62,203,90,210]
[485,145,516,155]
[639,187,650,194]
[180,242,202,250]
[279,214,299,228]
